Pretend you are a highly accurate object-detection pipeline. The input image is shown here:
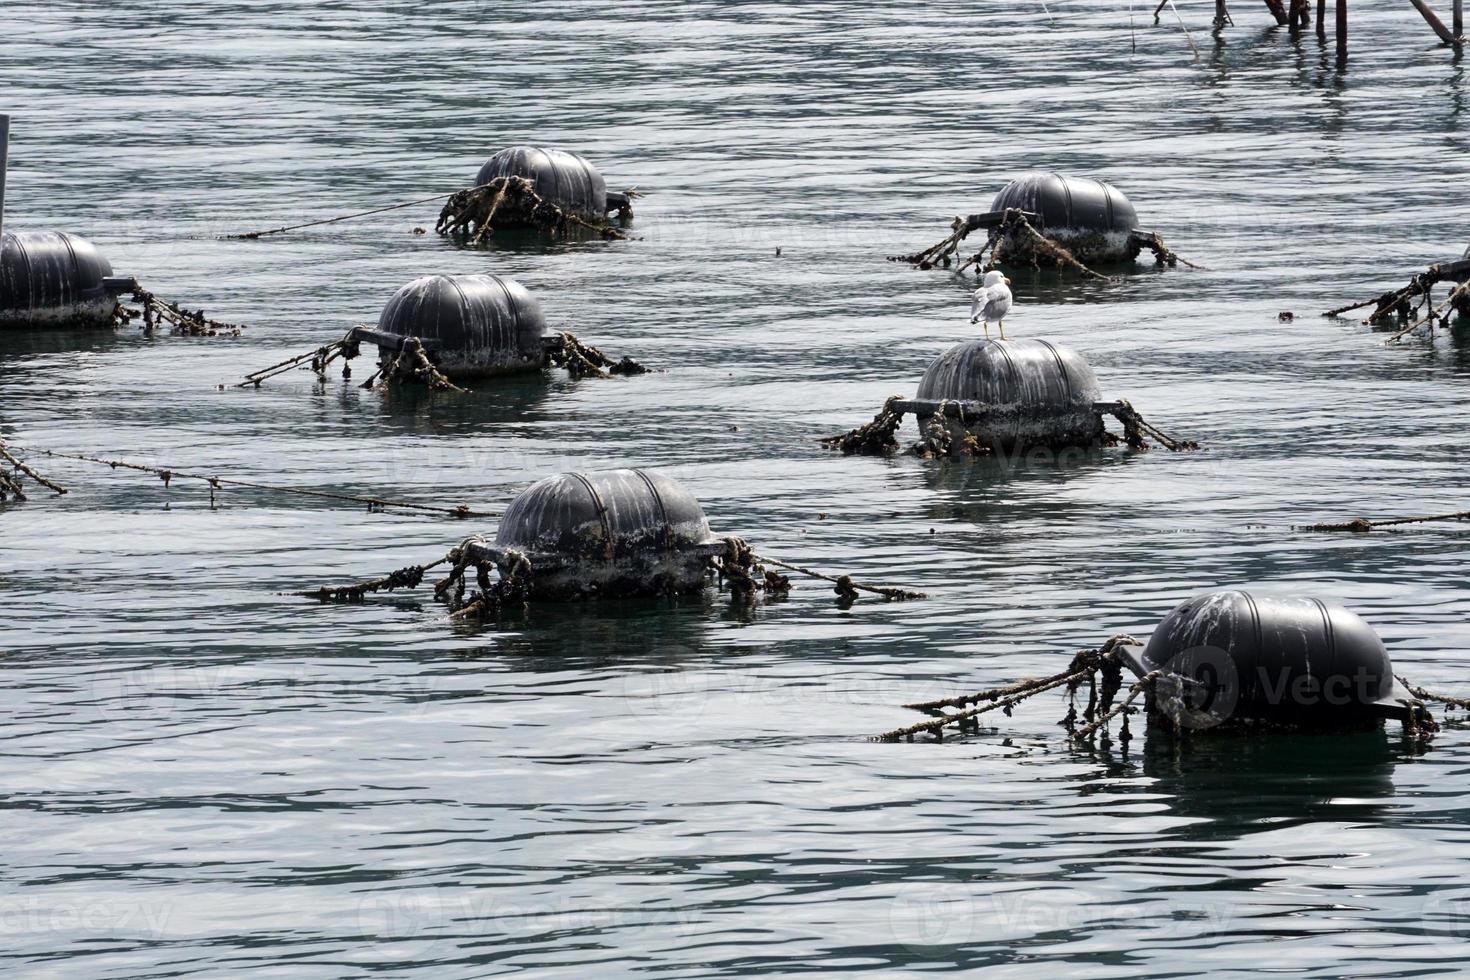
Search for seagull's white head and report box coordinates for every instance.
[982,270,1009,288]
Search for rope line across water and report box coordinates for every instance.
[7,447,495,519]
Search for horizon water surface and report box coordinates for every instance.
[5,2,1470,977]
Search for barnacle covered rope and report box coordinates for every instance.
[1097,400,1199,451]
[361,337,466,392]
[1400,679,1470,712]
[293,536,533,619]
[1130,230,1203,270]
[544,332,650,379]
[711,536,923,604]
[293,555,453,602]
[437,176,628,243]
[8,446,494,518]
[820,395,907,455]
[872,634,1143,742]
[891,209,1112,281]
[220,187,478,240]
[0,438,68,501]
[1296,509,1470,533]
[112,283,244,337]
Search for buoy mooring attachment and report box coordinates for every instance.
[892,171,1193,276]
[1117,591,1427,733]
[1324,245,1470,342]
[823,338,1199,458]
[239,273,648,389]
[436,146,638,243]
[0,114,138,331]
[875,591,1445,745]
[294,468,928,616]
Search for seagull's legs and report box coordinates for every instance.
[982,321,991,339]
[998,319,1007,341]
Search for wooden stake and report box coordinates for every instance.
[1456,0,1464,40]
[1215,0,1231,25]
[1317,0,1327,36]
[1336,0,1348,60]
[1410,0,1457,43]
[1264,0,1290,24]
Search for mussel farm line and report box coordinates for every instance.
[823,338,1199,459]
[891,173,1197,279]
[0,114,244,337]
[876,592,1464,747]
[223,145,637,243]
[0,443,496,519]
[238,273,648,391]
[1325,245,1470,343]
[295,470,927,618]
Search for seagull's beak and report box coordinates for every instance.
[1004,277,1012,286]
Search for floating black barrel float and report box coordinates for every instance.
[358,273,549,379]
[893,171,1192,277]
[294,469,925,616]
[877,592,1450,744]
[823,338,1197,458]
[1117,591,1424,732]
[483,469,718,601]
[437,145,637,244]
[239,272,647,390]
[475,146,634,224]
[0,230,123,330]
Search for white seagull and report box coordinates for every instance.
[969,269,1014,340]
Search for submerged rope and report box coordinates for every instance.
[113,284,244,337]
[9,446,494,519]
[238,330,363,388]
[1296,509,1470,533]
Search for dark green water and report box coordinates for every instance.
[4,2,1470,976]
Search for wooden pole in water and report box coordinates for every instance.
[1216,0,1229,26]
[1264,0,1290,24]
[1410,0,1458,43]
[1336,0,1348,60]
[1456,0,1464,39]
[1317,0,1327,36]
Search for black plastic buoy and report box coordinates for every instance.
[909,338,1105,450]
[1119,591,1421,731]
[360,274,548,379]
[476,146,629,222]
[989,172,1139,265]
[490,469,717,600]
[0,115,131,331]
[0,230,118,330]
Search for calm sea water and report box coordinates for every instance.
[4,2,1470,976]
